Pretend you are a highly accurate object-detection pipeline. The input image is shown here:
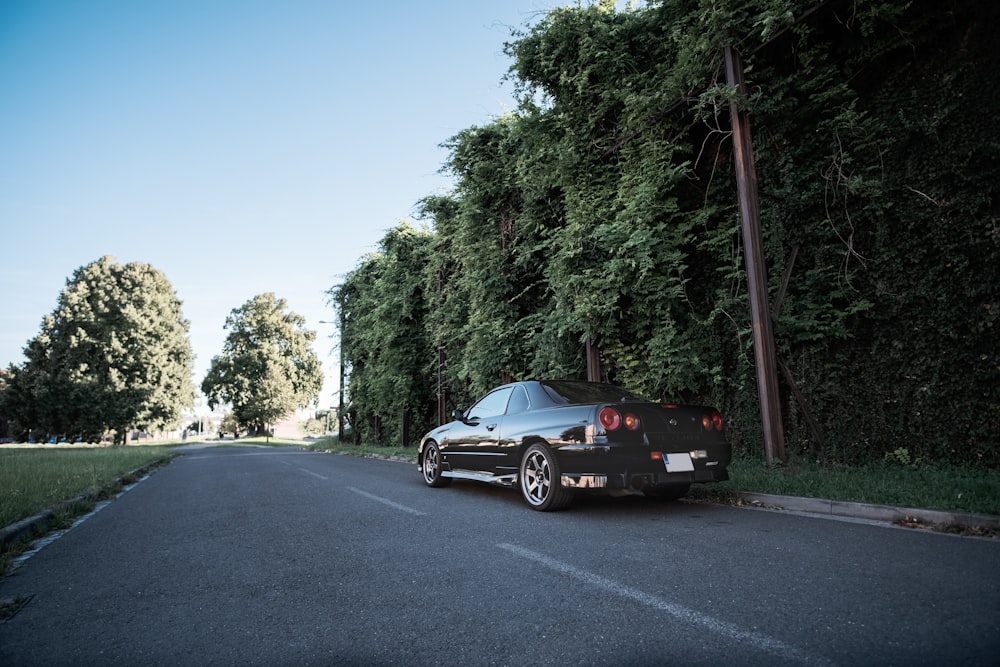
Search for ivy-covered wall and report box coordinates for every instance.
[334,0,998,466]
[746,0,999,464]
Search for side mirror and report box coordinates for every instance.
[452,408,465,423]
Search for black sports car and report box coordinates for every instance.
[417,380,732,511]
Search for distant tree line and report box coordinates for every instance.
[332,0,998,467]
[0,260,323,443]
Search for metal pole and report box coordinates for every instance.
[337,312,345,441]
[724,44,786,466]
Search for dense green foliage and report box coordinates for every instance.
[201,293,323,435]
[333,0,998,465]
[329,225,436,445]
[1,256,194,444]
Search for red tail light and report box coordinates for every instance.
[599,407,622,431]
[623,412,641,431]
[702,410,724,431]
[599,407,640,432]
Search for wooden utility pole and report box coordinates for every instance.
[585,336,601,382]
[724,44,786,466]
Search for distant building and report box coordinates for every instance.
[272,411,305,439]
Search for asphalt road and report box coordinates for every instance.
[1,446,997,666]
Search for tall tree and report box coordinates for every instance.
[202,293,322,435]
[6,255,194,443]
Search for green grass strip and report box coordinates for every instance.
[709,458,1000,515]
[0,446,175,527]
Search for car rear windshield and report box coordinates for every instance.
[540,381,648,405]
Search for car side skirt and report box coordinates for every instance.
[443,469,517,487]
[438,468,726,491]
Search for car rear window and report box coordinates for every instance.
[540,381,648,405]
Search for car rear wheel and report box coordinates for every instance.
[422,442,451,487]
[520,442,573,511]
[643,483,690,501]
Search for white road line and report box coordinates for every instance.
[498,543,829,666]
[273,458,326,479]
[9,475,149,573]
[347,487,426,516]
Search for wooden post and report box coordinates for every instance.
[724,44,786,466]
[586,336,601,383]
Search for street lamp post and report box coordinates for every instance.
[318,319,345,441]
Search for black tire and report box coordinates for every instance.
[519,442,573,511]
[421,442,451,487]
[643,483,691,502]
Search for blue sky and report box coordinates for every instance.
[0,0,568,408]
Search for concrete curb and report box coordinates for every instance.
[735,491,1000,530]
[0,509,57,550]
[0,457,171,551]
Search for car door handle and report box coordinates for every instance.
[486,423,497,431]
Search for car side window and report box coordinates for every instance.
[466,387,515,420]
[506,385,530,415]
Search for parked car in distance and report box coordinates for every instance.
[418,380,732,511]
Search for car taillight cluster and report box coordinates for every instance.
[600,406,723,433]
[599,406,641,432]
[701,410,724,432]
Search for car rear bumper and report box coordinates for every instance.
[561,467,728,490]
[556,442,730,490]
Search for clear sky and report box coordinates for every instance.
[0,0,566,409]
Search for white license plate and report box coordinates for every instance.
[664,453,694,472]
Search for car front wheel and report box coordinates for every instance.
[519,442,573,511]
[422,442,451,487]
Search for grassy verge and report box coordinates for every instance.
[0,446,175,529]
[709,458,1000,516]
[305,438,1000,516]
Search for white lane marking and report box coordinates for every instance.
[347,487,426,516]
[498,543,829,666]
[272,458,327,479]
[9,475,149,573]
